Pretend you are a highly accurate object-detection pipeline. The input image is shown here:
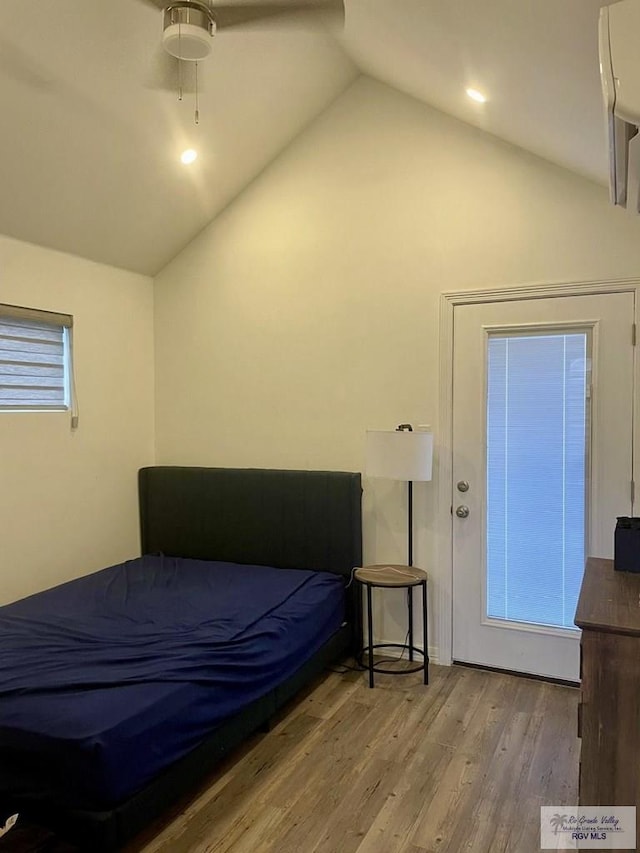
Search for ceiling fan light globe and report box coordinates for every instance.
[162,22,214,60]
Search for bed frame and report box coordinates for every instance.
[9,466,362,851]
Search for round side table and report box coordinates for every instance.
[355,564,428,689]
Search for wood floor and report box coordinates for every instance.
[125,663,579,853]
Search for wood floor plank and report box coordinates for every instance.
[420,667,500,746]
[295,756,399,853]
[257,701,408,852]
[525,682,580,804]
[295,668,362,721]
[454,715,540,852]
[129,665,578,853]
[354,739,455,853]
[130,711,322,852]
[191,805,286,853]
[365,666,460,764]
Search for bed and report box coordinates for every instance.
[0,466,363,851]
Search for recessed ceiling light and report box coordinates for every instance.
[180,148,198,165]
[466,88,487,104]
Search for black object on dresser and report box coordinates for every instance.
[614,516,640,573]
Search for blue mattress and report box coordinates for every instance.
[0,556,345,807]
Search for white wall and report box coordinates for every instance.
[0,235,155,604]
[154,77,640,658]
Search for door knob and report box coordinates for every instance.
[456,505,470,518]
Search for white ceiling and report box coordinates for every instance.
[342,0,615,186]
[0,0,617,276]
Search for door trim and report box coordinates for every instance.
[436,278,640,666]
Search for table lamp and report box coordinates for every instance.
[365,424,433,566]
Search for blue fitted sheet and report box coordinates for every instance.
[0,556,345,806]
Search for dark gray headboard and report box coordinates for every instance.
[138,466,362,577]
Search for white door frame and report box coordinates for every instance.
[436,278,640,666]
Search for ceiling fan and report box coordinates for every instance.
[140,0,345,119]
[141,0,345,63]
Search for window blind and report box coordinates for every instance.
[486,331,588,630]
[0,304,72,410]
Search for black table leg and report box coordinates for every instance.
[422,579,429,685]
[366,583,374,689]
[408,586,414,662]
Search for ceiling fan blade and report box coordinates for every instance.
[0,37,56,91]
[135,0,344,28]
[145,46,178,91]
[209,0,344,30]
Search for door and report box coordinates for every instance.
[452,292,634,681]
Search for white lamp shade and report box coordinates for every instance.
[366,430,433,482]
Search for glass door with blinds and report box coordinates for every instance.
[452,292,634,681]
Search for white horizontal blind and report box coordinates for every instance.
[486,331,588,630]
[0,315,69,410]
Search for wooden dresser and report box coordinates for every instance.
[575,557,640,847]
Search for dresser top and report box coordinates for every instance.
[575,557,640,636]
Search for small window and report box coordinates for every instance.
[0,304,73,411]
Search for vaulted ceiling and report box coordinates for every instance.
[0,0,619,276]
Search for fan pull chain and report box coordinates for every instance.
[194,62,200,125]
[177,22,183,101]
